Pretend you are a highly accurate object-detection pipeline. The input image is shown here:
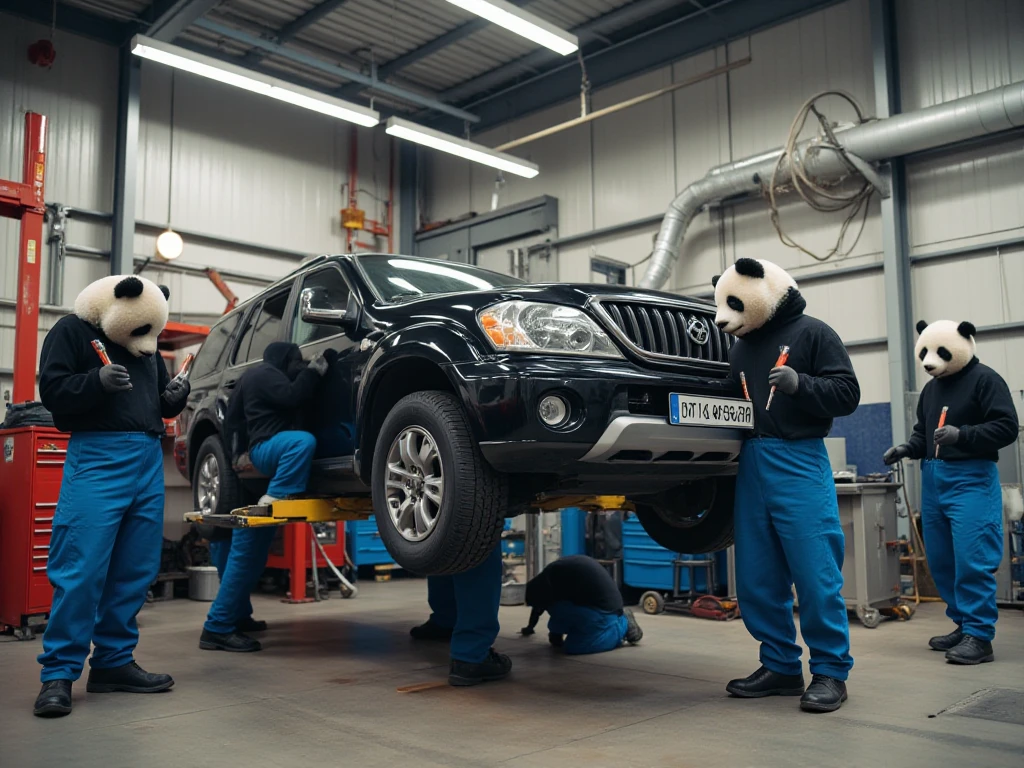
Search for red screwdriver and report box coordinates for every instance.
[765,345,791,411]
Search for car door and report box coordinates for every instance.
[181,309,243,438]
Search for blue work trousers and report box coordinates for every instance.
[547,601,628,655]
[734,438,853,680]
[38,433,164,682]
[209,537,253,624]
[204,431,315,633]
[921,459,1003,641]
[426,544,503,663]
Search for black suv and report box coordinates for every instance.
[175,254,752,575]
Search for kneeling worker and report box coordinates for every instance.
[199,342,327,652]
[520,555,642,654]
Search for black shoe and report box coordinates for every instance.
[409,620,453,641]
[928,627,963,652]
[726,666,805,698]
[199,629,262,653]
[34,680,72,717]
[449,649,512,687]
[945,635,994,665]
[800,675,848,713]
[624,609,643,644]
[86,662,174,693]
[548,632,564,648]
[236,617,268,633]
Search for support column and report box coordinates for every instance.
[398,142,418,255]
[111,43,141,276]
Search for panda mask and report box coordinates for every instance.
[711,257,801,337]
[914,319,977,378]
[74,275,171,357]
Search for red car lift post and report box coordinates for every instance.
[0,113,48,404]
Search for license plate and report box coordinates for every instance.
[669,393,753,429]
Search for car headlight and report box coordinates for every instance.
[477,301,623,358]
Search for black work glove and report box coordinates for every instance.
[98,364,132,392]
[768,365,799,395]
[308,352,329,377]
[162,378,190,408]
[882,445,910,465]
[934,425,961,446]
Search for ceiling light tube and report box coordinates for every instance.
[385,117,539,178]
[130,35,380,128]
[443,0,578,56]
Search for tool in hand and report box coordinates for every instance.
[935,405,948,459]
[90,339,112,366]
[765,345,790,411]
[172,352,195,384]
[740,371,751,401]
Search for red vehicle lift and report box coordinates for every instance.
[1,112,47,404]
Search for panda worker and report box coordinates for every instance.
[712,257,859,713]
[884,320,1018,664]
[32,275,190,718]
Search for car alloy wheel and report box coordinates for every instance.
[384,426,444,542]
[197,454,220,514]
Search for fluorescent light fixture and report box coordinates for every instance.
[130,35,380,128]
[385,117,539,179]
[444,0,578,55]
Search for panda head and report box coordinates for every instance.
[74,275,170,357]
[914,319,976,378]
[710,258,799,337]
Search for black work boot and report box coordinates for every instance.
[448,649,512,686]
[236,617,268,633]
[726,666,805,698]
[945,635,994,665]
[87,662,174,693]
[33,680,73,717]
[624,609,643,644]
[928,627,963,652]
[548,632,564,648]
[199,628,262,652]
[409,620,453,641]
[800,675,848,713]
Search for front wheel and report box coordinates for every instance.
[372,391,507,575]
[632,477,735,553]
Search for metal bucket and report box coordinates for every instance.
[188,566,220,602]
[500,582,526,606]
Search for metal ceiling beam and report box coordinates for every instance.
[193,18,479,122]
[147,0,222,42]
[241,0,353,67]
[432,0,843,133]
[0,0,135,45]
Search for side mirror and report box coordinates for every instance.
[300,287,348,326]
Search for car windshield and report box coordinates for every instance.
[357,255,524,303]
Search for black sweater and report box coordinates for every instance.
[728,291,860,439]
[525,555,624,618]
[906,357,1018,463]
[224,342,320,454]
[39,314,182,435]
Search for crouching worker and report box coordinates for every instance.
[34,276,188,718]
[409,544,512,686]
[520,555,642,654]
[199,342,328,653]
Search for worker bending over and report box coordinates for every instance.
[520,555,642,654]
[409,543,511,686]
[200,342,327,653]
[884,320,1018,664]
[34,276,188,718]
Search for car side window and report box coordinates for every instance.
[191,313,241,380]
[232,290,290,365]
[292,266,351,346]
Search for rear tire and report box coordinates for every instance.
[192,435,244,541]
[633,477,735,553]
[372,391,507,575]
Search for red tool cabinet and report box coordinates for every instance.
[266,521,347,603]
[0,427,67,636]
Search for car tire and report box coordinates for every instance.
[372,390,507,576]
[192,435,244,541]
[632,477,735,554]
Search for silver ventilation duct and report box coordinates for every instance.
[640,81,1024,290]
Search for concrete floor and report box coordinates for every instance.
[2,581,1022,768]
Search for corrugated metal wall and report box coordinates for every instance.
[422,0,1023,408]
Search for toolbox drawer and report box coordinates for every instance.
[348,518,395,567]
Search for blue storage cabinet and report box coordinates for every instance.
[622,516,727,594]
[346,517,395,568]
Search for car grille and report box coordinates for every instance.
[596,300,732,364]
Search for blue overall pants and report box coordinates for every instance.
[921,459,1003,641]
[547,601,628,655]
[734,438,853,681]
[205,431,316,634]
[38,433,164,683]
[209,538,253,624]
[425,543,503,663]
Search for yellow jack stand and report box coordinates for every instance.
[184,496,374,529]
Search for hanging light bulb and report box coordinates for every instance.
[156,228,184,261]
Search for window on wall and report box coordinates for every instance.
[292,266,352,345]
[590,259,627,285]
[233,290,290,365]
